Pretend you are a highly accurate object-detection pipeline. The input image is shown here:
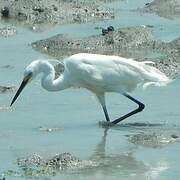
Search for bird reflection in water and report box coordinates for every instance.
[79,127,149,177]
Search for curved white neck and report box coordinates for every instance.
[39,61,70,91]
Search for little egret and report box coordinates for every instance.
[10,53,170,125]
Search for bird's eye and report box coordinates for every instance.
[28,72,33,76]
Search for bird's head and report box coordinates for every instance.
[10,59,61,106]
[10,61,40,106]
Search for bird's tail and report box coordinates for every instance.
[138,61,172,89]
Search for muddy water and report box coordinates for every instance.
[0,0,180,179]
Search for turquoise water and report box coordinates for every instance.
[1,0,180,179]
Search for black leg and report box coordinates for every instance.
[102,105,110,122]
[111,93,145,125]
[97,94,111,122]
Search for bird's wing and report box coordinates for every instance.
[70,56,142,93]
[66,53,170,92]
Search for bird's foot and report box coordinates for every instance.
[98,121,114,128]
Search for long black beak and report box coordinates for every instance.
[10,74,32,106]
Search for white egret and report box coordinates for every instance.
[10,53,171,125]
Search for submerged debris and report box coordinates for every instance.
[0,106,10,111]
[0,86,16,93]
[14,153,82,177]
[17,153,84,171]
[0,65,14,69]
[46,153,81,170]
[128,133,180,148]
[0,26,16,37]
[1,152,96,178]
[38,126,63,132]
[1,6,9,18]
[127,126,180,148]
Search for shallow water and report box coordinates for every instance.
[0,0,180,179]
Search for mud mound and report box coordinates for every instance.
[144,0,180,19]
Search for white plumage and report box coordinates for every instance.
[11,53,171,125]
[64,53,169,93]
